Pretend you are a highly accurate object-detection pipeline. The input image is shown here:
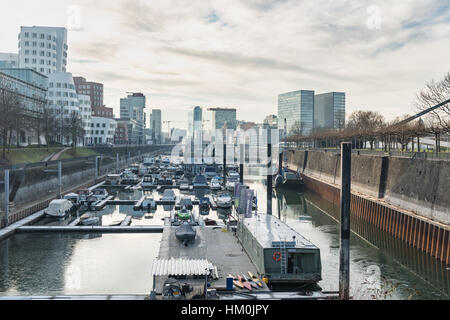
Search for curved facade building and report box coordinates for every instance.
[18,26,67,75]
[46,72,81,144]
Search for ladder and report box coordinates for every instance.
[279,237,287,274]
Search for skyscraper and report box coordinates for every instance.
[188,106,202,137]
[150,109,162,144]
[120,93,146,144]
[314,92,346,130]
[278,90,315,137]
[18,26,68,75]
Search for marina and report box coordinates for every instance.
[0,154,448,300]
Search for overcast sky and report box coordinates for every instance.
[1,0,449,129]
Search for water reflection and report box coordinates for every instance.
[273,187,450,300]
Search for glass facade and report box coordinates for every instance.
[188,106,202,137]
[314,92,346,130]
[209,108,237,131]
[278,90,314,137]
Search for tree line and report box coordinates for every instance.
[0,75,85,159]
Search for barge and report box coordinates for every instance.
[237,214,321,284]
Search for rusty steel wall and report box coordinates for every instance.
[301,173,449,265]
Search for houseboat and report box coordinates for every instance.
[237,214,322,285]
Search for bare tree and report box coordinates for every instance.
[63,111,85,149]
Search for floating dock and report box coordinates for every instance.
[16,225,164,233]
[154,224,271,294]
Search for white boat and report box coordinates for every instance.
[45,199,74,218]
[179,178,190,191]
[141,175,154,188]
[204,166,217,179]
[216,192,232,208]
[63,193,80,207]
[143,157,155,166]
[106,174,122,186]
[210,177,222,191]
[226,172,240,191]
[80,213,100,226]
[92,188,109,201]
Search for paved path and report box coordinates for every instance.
[49,147,70,161]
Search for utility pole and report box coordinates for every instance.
[339,142,351,300]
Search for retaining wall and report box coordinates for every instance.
[287,150,450,225]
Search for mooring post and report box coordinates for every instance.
[58,161,62,199]
[95,156,99,183]
[223,143,227,186]
[239,143,244,184]
[116,153,119,174]
[267,143,272,215]
[339,142,351,300]
[4,169,9,227]
[279,151,283,175]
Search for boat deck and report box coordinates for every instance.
[154,225,270,295]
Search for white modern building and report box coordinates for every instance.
[46,72,81,145]
[78,94,92,145]
[18,26,68,75]
[91,117,116,145]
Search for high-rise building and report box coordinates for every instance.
[150,109,162,144]
[18,26,68,75]
[0,53,19,68]
[314,92,346,130]
[120,92,146,144]
[278,90,314,137]
[188,106,202,137]
[73,76,104,108]
[208,107,237,131]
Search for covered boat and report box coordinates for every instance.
[175,222,196,245]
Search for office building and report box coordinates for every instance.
[0,68,48,145]
[314,92,346,130]
[90,117,116,145]
[18,26,68,75]
[120,92,146,144]
[278,90,314,137]
[73,76,104,108]
[150,109,162,144]
[208,107,237,131]
[188,106,202,137]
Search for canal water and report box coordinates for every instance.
[0,171,448,299]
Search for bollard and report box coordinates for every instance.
[339,142,351,300]
[58,161,62,199]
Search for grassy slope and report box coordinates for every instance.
[2,147,98,165]
[58,147,98,160]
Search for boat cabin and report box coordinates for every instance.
[237,214,321,284]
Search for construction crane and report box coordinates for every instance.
[163,121,182,137]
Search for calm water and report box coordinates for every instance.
[0,171,448,299]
